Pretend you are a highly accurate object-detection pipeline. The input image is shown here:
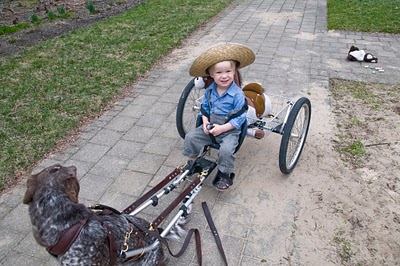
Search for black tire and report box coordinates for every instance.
[176,78,204,139]
[279,97,311,174]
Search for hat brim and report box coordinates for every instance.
[189,43,255,77]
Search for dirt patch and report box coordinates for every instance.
[0,0,146,56]
[326,79,400,264]
[330,79,400,170]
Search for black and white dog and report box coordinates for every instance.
[347,45,378,63]
[23,164,189,265]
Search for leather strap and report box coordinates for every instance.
[131,222,202,266]
[122,167,182,214]
[102,223,118,266]
[152,177,201,228]
[202,202,228,266]
[94,210,119,266]
[47,218,88,256]
[47,213,117,266]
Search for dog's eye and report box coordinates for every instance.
[49,166,61,174]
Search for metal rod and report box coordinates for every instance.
[160,186,201,237]
[122,180,205,259]
[129,169,191,216]
[280,101,294,134]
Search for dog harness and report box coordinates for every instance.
[46,218,89,256]
[47,207,119,266]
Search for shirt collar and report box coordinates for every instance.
[210,81,239,97]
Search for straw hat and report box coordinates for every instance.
[189,43,255,77]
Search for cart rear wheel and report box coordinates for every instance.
[279,97,311,174]
[176,78,203,139]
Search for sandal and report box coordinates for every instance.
[213,171,235,191]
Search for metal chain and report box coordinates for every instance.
[121,224,133,252]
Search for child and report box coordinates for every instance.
[183,43,255,190]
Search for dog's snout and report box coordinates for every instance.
[67,166,77,176]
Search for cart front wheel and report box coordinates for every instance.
[176,78,203,139]
[279,97,311,174]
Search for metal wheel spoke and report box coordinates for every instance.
[279,98,311,174]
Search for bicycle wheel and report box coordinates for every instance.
[176,78,204,139]
[279,97,311,174]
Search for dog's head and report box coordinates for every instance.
[349,45,359,52]
[23,164,80,204]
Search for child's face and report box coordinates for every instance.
[209,61,236,90]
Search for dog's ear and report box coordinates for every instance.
[349,45,359,52]
[23,174,38,204]
[65,176,80,203]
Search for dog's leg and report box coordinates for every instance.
[165,201,193,241]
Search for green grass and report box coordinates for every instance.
[86,0,97,14]
[328,0,400,33]
[333,229,354,262]
[0,23,31,36]
[340,139,367,157]
[48,8,71,20]
[0,0,234,190]
[30,13,42,25]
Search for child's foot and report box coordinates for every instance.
[213,170,235,190]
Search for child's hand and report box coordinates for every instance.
[202,116,211,135]
[209,124,223,136]
[209,123,235,136]
[203,122,211,135]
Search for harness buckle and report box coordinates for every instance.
[199,169,209,178]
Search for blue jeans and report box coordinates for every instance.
[182,114,240,174]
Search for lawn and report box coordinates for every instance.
[327,0,400,33]
[0,0,234,190]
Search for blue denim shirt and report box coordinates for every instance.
[202,81,247,129]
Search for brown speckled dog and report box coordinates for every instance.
[23,164,189,265]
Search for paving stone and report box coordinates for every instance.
[70,143,110,163]
[89,128,123,146]
[13,231,50,260]
[136,113,168,128]
[143,136,178,156]
[0,204,31,234]
[123,125,157,143]
[105,139,144,160]
[107,169,152,197]
[78,173,114,202]
[0,250,50,266]
[104,115,137,132]
[0,227,26,261]
[0,184,25,209]
[88,155,130,178]
[127,152,167,175]
[118,102,147,118]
